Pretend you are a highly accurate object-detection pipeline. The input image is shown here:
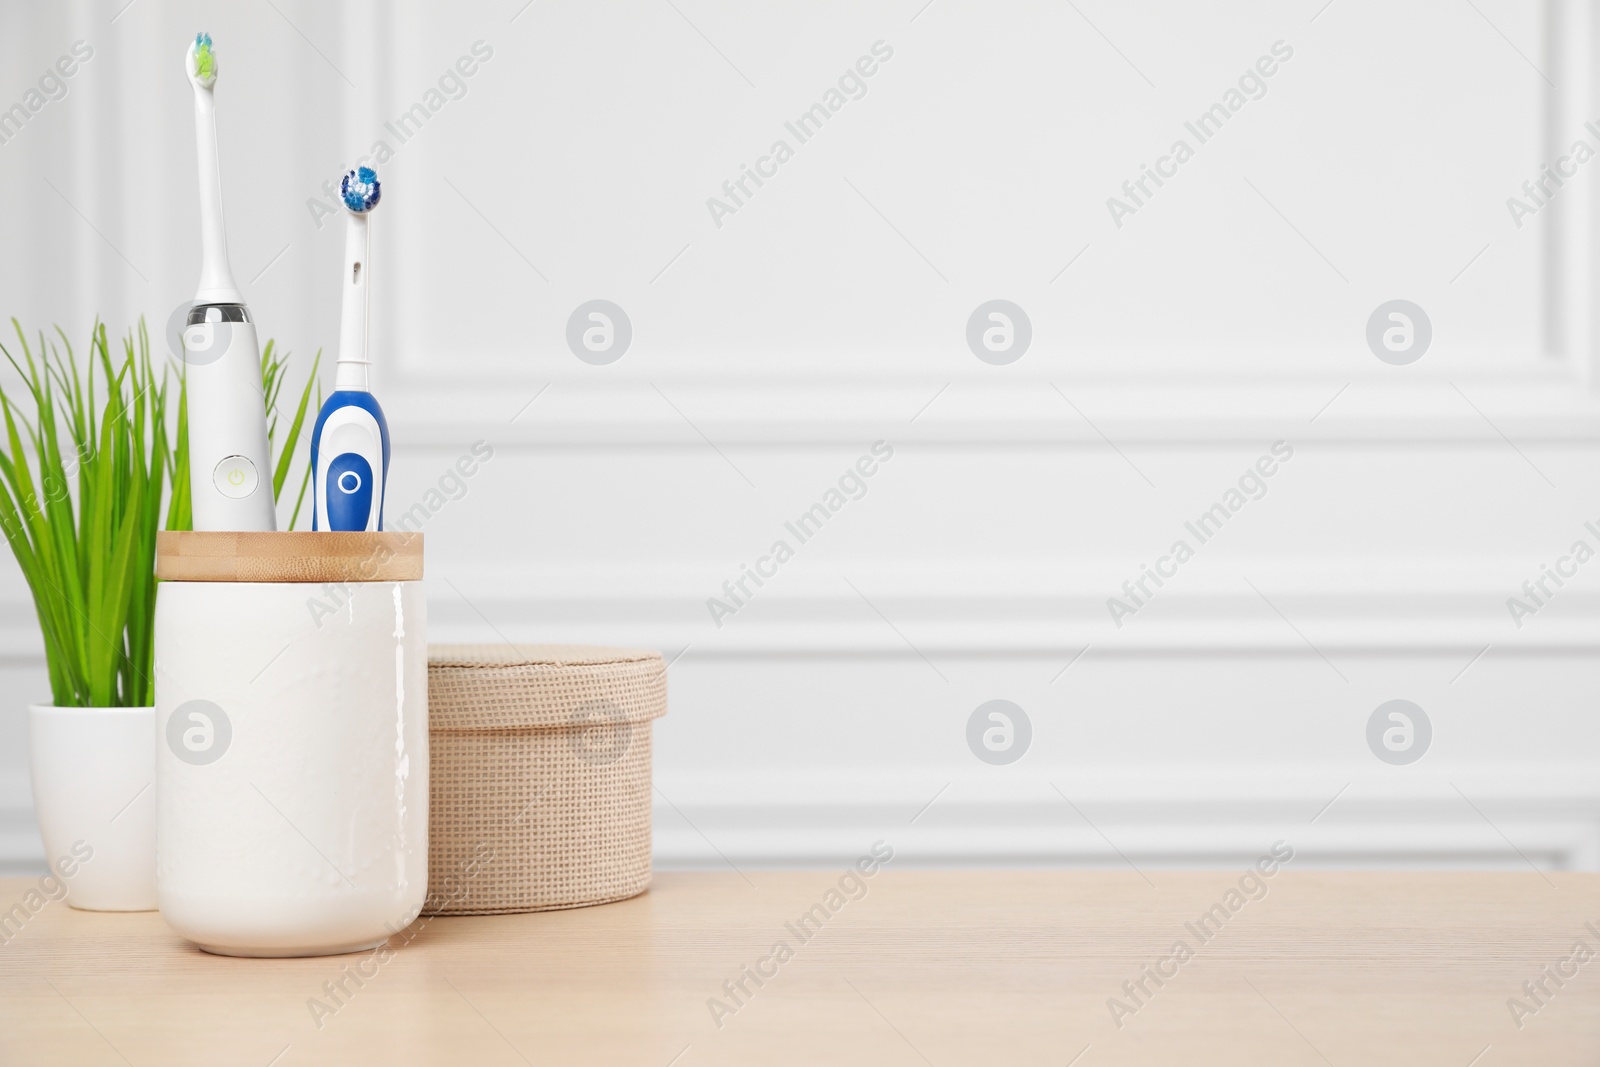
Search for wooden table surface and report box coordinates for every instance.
[1,870,1597,1065]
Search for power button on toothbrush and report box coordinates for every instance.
[213,455,259,499]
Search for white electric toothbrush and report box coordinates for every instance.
[310,168,389,532]
[183,32,276,532]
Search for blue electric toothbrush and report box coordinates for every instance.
[310,167,390,531]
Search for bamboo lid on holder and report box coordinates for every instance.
[155,531,423,583]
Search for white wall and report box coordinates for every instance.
[2,0,1598,873]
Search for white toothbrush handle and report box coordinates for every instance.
[336,213,370,391]
[185,313,276,532]
[191,87,241,305]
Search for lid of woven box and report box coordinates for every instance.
[428,644,667,731]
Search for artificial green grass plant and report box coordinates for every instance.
[0,322,170,707]
[260,340,320,533]
[0,319,320,708]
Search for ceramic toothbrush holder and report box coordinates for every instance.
[154,531,427,957]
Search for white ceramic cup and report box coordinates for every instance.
[155,578,428,957]
[27,704,157,911]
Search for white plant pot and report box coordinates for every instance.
[27,704,158,911]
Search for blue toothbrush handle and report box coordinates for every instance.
[310,390,390,532]
[323,453,375,531]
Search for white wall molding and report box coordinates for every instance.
[653,767,1600,871]
[5,0,1599,883]
[4,767,1595,876]
[0,771,42,877]
[379,375,1600,447]
[1,570,1586,660]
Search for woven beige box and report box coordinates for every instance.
[425,644,667,915]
